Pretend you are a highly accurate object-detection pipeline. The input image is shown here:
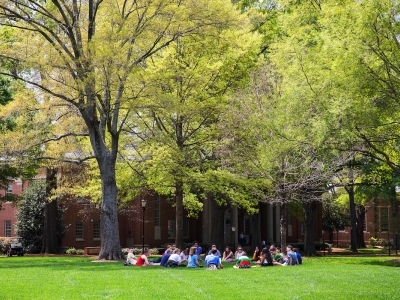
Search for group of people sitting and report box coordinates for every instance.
[125,242,303,269]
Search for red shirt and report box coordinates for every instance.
[136,256,146,266]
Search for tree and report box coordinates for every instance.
[218,61,350,255]
[322,193,348,245]
[119,9,260,247]
[0,0,249,259]
[15,180,64,253]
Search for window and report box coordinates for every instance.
[167,220,175,239]
[380,207,389,232]
[93,220,100,239]
[6,184,12,195]
[4,220,11,237]
[76,221,84,239]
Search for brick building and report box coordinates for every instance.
[1,171,328,252]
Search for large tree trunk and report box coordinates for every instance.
[98,158,122,260]
[303,201,318,256]
[41,168,59,254]
[347,184,358,252]
[356,205,366,248]
[82,90,123,260]
[175,180,184,249]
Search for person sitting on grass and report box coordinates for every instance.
[235,246,246,259]
[160,248,172,267]
[205,249,222,270]
[294,248,302,265]
[283,245,298,266]
[269,245,284,264]
[180,247,189,265]
[126,248,137,266]
[187,247,202,268]
[222,246,234,262]
[233,254,251,268]
[166,249,184,267]
[207,243,221,257]
[252,246,262,261]
[136,249,154,266]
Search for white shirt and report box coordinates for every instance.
[168,253,182,263]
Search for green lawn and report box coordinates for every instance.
[1,255,399,299]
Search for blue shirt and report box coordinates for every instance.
[288,251,298,265]
[296,252,302,264]
[207,249,221,257]
[187,254,199,268]
[205,255,220,267]
[196,246,202,256]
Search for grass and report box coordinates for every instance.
[1,255,400,299]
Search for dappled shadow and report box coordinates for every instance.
[358,258,400,268]
[0,256,123,271]
[0,256,180,272]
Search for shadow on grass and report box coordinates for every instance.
[358,258,400,268]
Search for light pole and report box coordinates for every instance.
[322,229,325,257]
[141,198,147,253]
[232,224,236,251]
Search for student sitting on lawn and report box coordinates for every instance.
[205,249,222,270]
[222,246,234,262]
[166,249,183,267]
[270,245,284,264]
[207,244,221,257]
[233,254,251,268]
[294,248,302,265]
[283,245,298,266]
[160,248,172,267]
[136,249,154,266]
[235,246,246,259]
[252,246,262,261]
[187,247,201,268]
[180,247,189,265]
[126,248,137,266]
[254,246,274,267]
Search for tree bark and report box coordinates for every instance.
[303,201,318,256]
[348,183,358,252]
[41,168,59,254]
[356,205,366,248]
[97,158,122,260]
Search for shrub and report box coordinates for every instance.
[369,237,377,247]
[66,247,77,255]
[0,237,18,254]
[121,247,159,256]
[75,249,84,255]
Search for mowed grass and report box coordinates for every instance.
[1,255,400,299]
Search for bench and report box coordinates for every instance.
[84,247,101,255]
